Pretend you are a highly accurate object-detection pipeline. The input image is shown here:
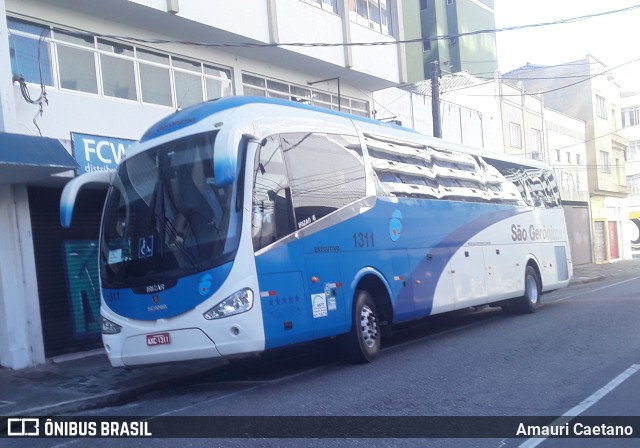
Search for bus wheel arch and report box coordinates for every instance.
[343,273,392,363]
[355,273,392,327]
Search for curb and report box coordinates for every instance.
[2,362,230,420]
[569,275,606,286]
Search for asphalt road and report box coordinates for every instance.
[7,273,640,448]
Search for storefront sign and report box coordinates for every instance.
[71,132,135,173]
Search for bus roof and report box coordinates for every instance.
[139,95,405,143]
[138,96,551,172]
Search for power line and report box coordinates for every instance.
[38,4,640,50]
[456,59,640,98]
[457,59,623,80]
[548,124,635,153]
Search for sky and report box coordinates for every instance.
[493,0,640,91]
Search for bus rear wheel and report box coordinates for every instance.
[344,290,381,363]
[504,265,540,314]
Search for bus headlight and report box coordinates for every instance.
[203,288,254,320]
[101,316,122,334]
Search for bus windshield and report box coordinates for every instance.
[100,130,240,289]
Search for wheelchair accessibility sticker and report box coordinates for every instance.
[138,236,154,258]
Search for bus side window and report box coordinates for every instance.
[483,158,561,208]
[282,133,366,229]
[252,136,295,251]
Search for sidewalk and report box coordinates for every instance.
[569,257,640,285]
[1,258,639,420]
[0,352,229,419]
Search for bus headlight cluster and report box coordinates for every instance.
[101,316,122,334]
[203,288,254,320]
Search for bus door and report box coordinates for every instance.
[253,136,314,349]
[408,246,455,317]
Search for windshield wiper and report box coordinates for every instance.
[163,217,202,271]
[150,180,201,271]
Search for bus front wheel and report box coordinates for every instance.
[344,290,381,363]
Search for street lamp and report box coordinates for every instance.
[308,77,341,111]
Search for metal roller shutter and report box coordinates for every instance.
[29,186,106,358]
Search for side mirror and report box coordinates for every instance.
[60,170,114,227]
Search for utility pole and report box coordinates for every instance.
[431,61,442,138]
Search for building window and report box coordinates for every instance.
[348,0,393,35]
[576,154,581,165]
[600,150,610,173]
[8,18,53,86]
[7,17,233,108]
[531,128,542,152]
[627,141,640,161]
[595,95,607,119]
[98,39,136,100]
[611,108,617,129]
[566,152,571,164]
[615,158,622,184]
[56,30,98,94]
[628,175,640,195]
[301,0,338,13]
[622,107,640,128]
[509,122,522,149]
[173,57,204,108]
[205,65,232,100]
[138,49,172,106]
[555,149,561,162]
[241,73,370,117]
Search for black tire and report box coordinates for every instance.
[509,265,541,314]
[344,290,381,363]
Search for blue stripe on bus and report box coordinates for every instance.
[256,198,528,349]
[398,207,528,318]
[103,261,233,320]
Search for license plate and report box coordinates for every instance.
[146,332,171,346]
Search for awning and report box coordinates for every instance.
[0,132,79,185]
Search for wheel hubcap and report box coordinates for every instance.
[525,274,539,304]
[359,305,378,349]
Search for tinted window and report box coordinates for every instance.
[252,136,295,251]
[282,133,365,229]
[366,134,558,207]
[483,157,561,208]
[100,131,240,288]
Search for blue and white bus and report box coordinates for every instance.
[60,96,572,367]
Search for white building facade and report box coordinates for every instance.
[373,72,505,152]
[545,109,591,265]
[620,92,640,258]
[506,56,630,264]
[0,0,408,369]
